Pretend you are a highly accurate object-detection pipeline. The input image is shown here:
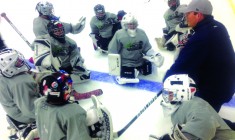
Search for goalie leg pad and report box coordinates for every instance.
[87,95,113,140]
[108,54,121,76]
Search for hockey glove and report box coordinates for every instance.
[71,16,86,34]
[144,53,164,67]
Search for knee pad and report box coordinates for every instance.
[140,61,152,76]
[120,66,135,78]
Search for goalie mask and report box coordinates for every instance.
[47,20,65,43]
[161,74,196,116]
[124,13,138,37]
[94,4,106,20]
[167,0,180,11]
[39,70,73,105]
[0,48,31,78]
[36,1,54,16]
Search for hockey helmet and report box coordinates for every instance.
[167,0,180,10]
[47,20,65,43]
[162,74,196,105]
[117,10,127,21]
[0,48,31,78]
[94,4,106,20]
[39,70,73,105]
[123,13,138,37]
[36,1,54,16]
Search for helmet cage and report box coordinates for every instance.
[47,21,65,42]
[167,0,179,10]
[162,74,196,104]
[36,1,54,16]
[0,49,30,78]
[94,4,106,20]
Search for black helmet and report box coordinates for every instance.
[47,20,65,43]
[94,4,106,20]
[39,70,73,105]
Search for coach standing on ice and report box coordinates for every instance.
[163,0,235,129]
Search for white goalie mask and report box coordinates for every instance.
[0,49,31,78]
[36,1,54,16]
[161,74,196,116]
[123,13,138,37]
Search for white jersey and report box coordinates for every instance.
[108,28,152,67]
[34,97,91,140]
[0,73,39,123]
[33,16,72,37]
[171,97,235,139]
[90,12,118,38]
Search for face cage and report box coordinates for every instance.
[37,2,54,16]
[96,11,106,20]
[162,88,181,104]
[127,23,137,30]
[168,0,177,7]
[14,56,25,68]
[52,27,65,39]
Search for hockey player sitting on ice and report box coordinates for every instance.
[33,1,85,37]
[0,48,39,140]
[31,20,90,83]
[35,71,113,140]
[89,4,122,53]
[150,74,235,140]
[155,0,190,51]
[108,13,164,84]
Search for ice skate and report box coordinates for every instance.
[72,70,91,83]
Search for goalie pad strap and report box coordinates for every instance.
[172,124,189,140]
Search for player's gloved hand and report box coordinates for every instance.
[144,53,164,67]
[71,16,86,34]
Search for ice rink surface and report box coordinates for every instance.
[0,0,235,139]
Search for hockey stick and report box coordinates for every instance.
[1,12,31,47]
[113,89,163,138]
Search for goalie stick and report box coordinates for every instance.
[72,89,103,100]
[113,89,163,138]
[1,12,31,47]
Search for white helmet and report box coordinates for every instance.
[36,1,54,16]
[160,74,196,116]
[0,49,31,78]
[162,74,196,104]
[123,13,138,37]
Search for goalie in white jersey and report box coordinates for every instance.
[108,13,164,84]
[36,71,113,140]
[150,74,235,140]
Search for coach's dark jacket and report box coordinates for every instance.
[164,16,235,111]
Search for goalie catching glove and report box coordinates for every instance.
[86,95,113,140]
[144,49,164,67]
